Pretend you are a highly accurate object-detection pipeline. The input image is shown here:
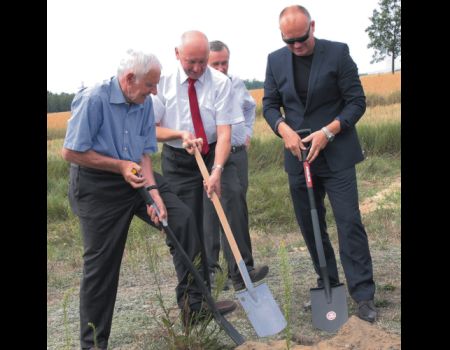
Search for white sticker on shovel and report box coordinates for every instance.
[326,311,337,320]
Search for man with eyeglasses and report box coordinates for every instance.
[263,5,377,324]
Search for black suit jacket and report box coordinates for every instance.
[263,38,366,174]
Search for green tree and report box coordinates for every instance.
[243,79,264,90]
[365,0,401,74]
[47,91,75,112]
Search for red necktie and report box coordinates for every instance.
[188,78,209,155]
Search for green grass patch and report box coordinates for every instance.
[357,122,400,156]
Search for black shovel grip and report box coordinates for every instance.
[135,185,245,345]
[296,128,312,160]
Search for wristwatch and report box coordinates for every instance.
[321,126,335,142]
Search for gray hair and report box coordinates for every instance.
[279,5,311,22]
[117,49,162,79]
[209,40,230,54]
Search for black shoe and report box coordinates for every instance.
[232,265,269,291]
[182,299,237,327]
[357,300,377,323]
[215,299,237,315]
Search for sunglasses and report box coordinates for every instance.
[282,24,311,45]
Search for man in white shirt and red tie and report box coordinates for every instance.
[152,30,238,324]
[152,31,268,319]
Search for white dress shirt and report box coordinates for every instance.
[229,75,256,146]
[152,62,244,148]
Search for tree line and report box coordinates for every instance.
[47,80,265,113]
[47,91,75,113]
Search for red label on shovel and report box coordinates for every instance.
[303,161,313,188]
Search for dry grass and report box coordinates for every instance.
[252,103,400,140]
[48,71,400,140]
[47,111,71,129]
[360,103,400,126]
[249,89,264,106]
[360,71,401,96]
[249,71,401,106]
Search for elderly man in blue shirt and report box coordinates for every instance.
[62,49,236,350]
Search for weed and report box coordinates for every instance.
[63,288,75,350]
[88,322,99,349]
[279,241,293,349]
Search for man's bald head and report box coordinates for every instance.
[176,30,210,80]
[279,5,315,56]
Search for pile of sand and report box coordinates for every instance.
[235,316,400,350]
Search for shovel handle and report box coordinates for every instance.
[296,128,312,161]
[193,149,243,262]
[194,148,255,290]
[135,184,245,345]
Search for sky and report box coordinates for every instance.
[47,0,401,94]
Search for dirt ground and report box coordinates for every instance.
[47,174,400,349]
[236,316,400,350]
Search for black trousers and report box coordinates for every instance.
[161,144,218,283]
[68,164,204,349]
[288,154,375,302]
[202,147,254,280]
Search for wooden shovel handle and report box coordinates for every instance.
[194,148,244,263]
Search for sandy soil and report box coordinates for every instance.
[236,316,400,350]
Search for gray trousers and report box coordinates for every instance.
[68,164,204,350]
[202,148,254,280]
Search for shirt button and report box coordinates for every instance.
[125,130,128,134]
[124,147,128,151]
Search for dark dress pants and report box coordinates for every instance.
[202,148,254,279]
[287,154,375,302]
[161,144,216,287]
[68,164,203,349]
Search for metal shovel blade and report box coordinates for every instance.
[236,283,287,337]
[310,283,348,332]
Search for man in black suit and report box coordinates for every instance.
[263,5,377,323]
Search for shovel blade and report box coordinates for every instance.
[310,283,348,332]
[236,283,287,337]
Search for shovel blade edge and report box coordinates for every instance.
[237,283,287,337]
[310,283,348,332]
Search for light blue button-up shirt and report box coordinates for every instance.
[63,77,158,163]
[229,75,256,146]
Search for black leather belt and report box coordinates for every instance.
[164,142,217,154]
[231,144,246,153]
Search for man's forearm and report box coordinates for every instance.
[61,148,124,173]
[140,154,158,187]
[156,126,184,142]
[214,124,231,167]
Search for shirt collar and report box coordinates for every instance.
[110,77,128,105]
[110,76,144,110]
[178,61,207,86]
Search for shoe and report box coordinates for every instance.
[215,299,237,315]
[182,299,237,327]
[357,300,377,323]
[232,265,269,291]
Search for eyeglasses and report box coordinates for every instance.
[282,24,311,45]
